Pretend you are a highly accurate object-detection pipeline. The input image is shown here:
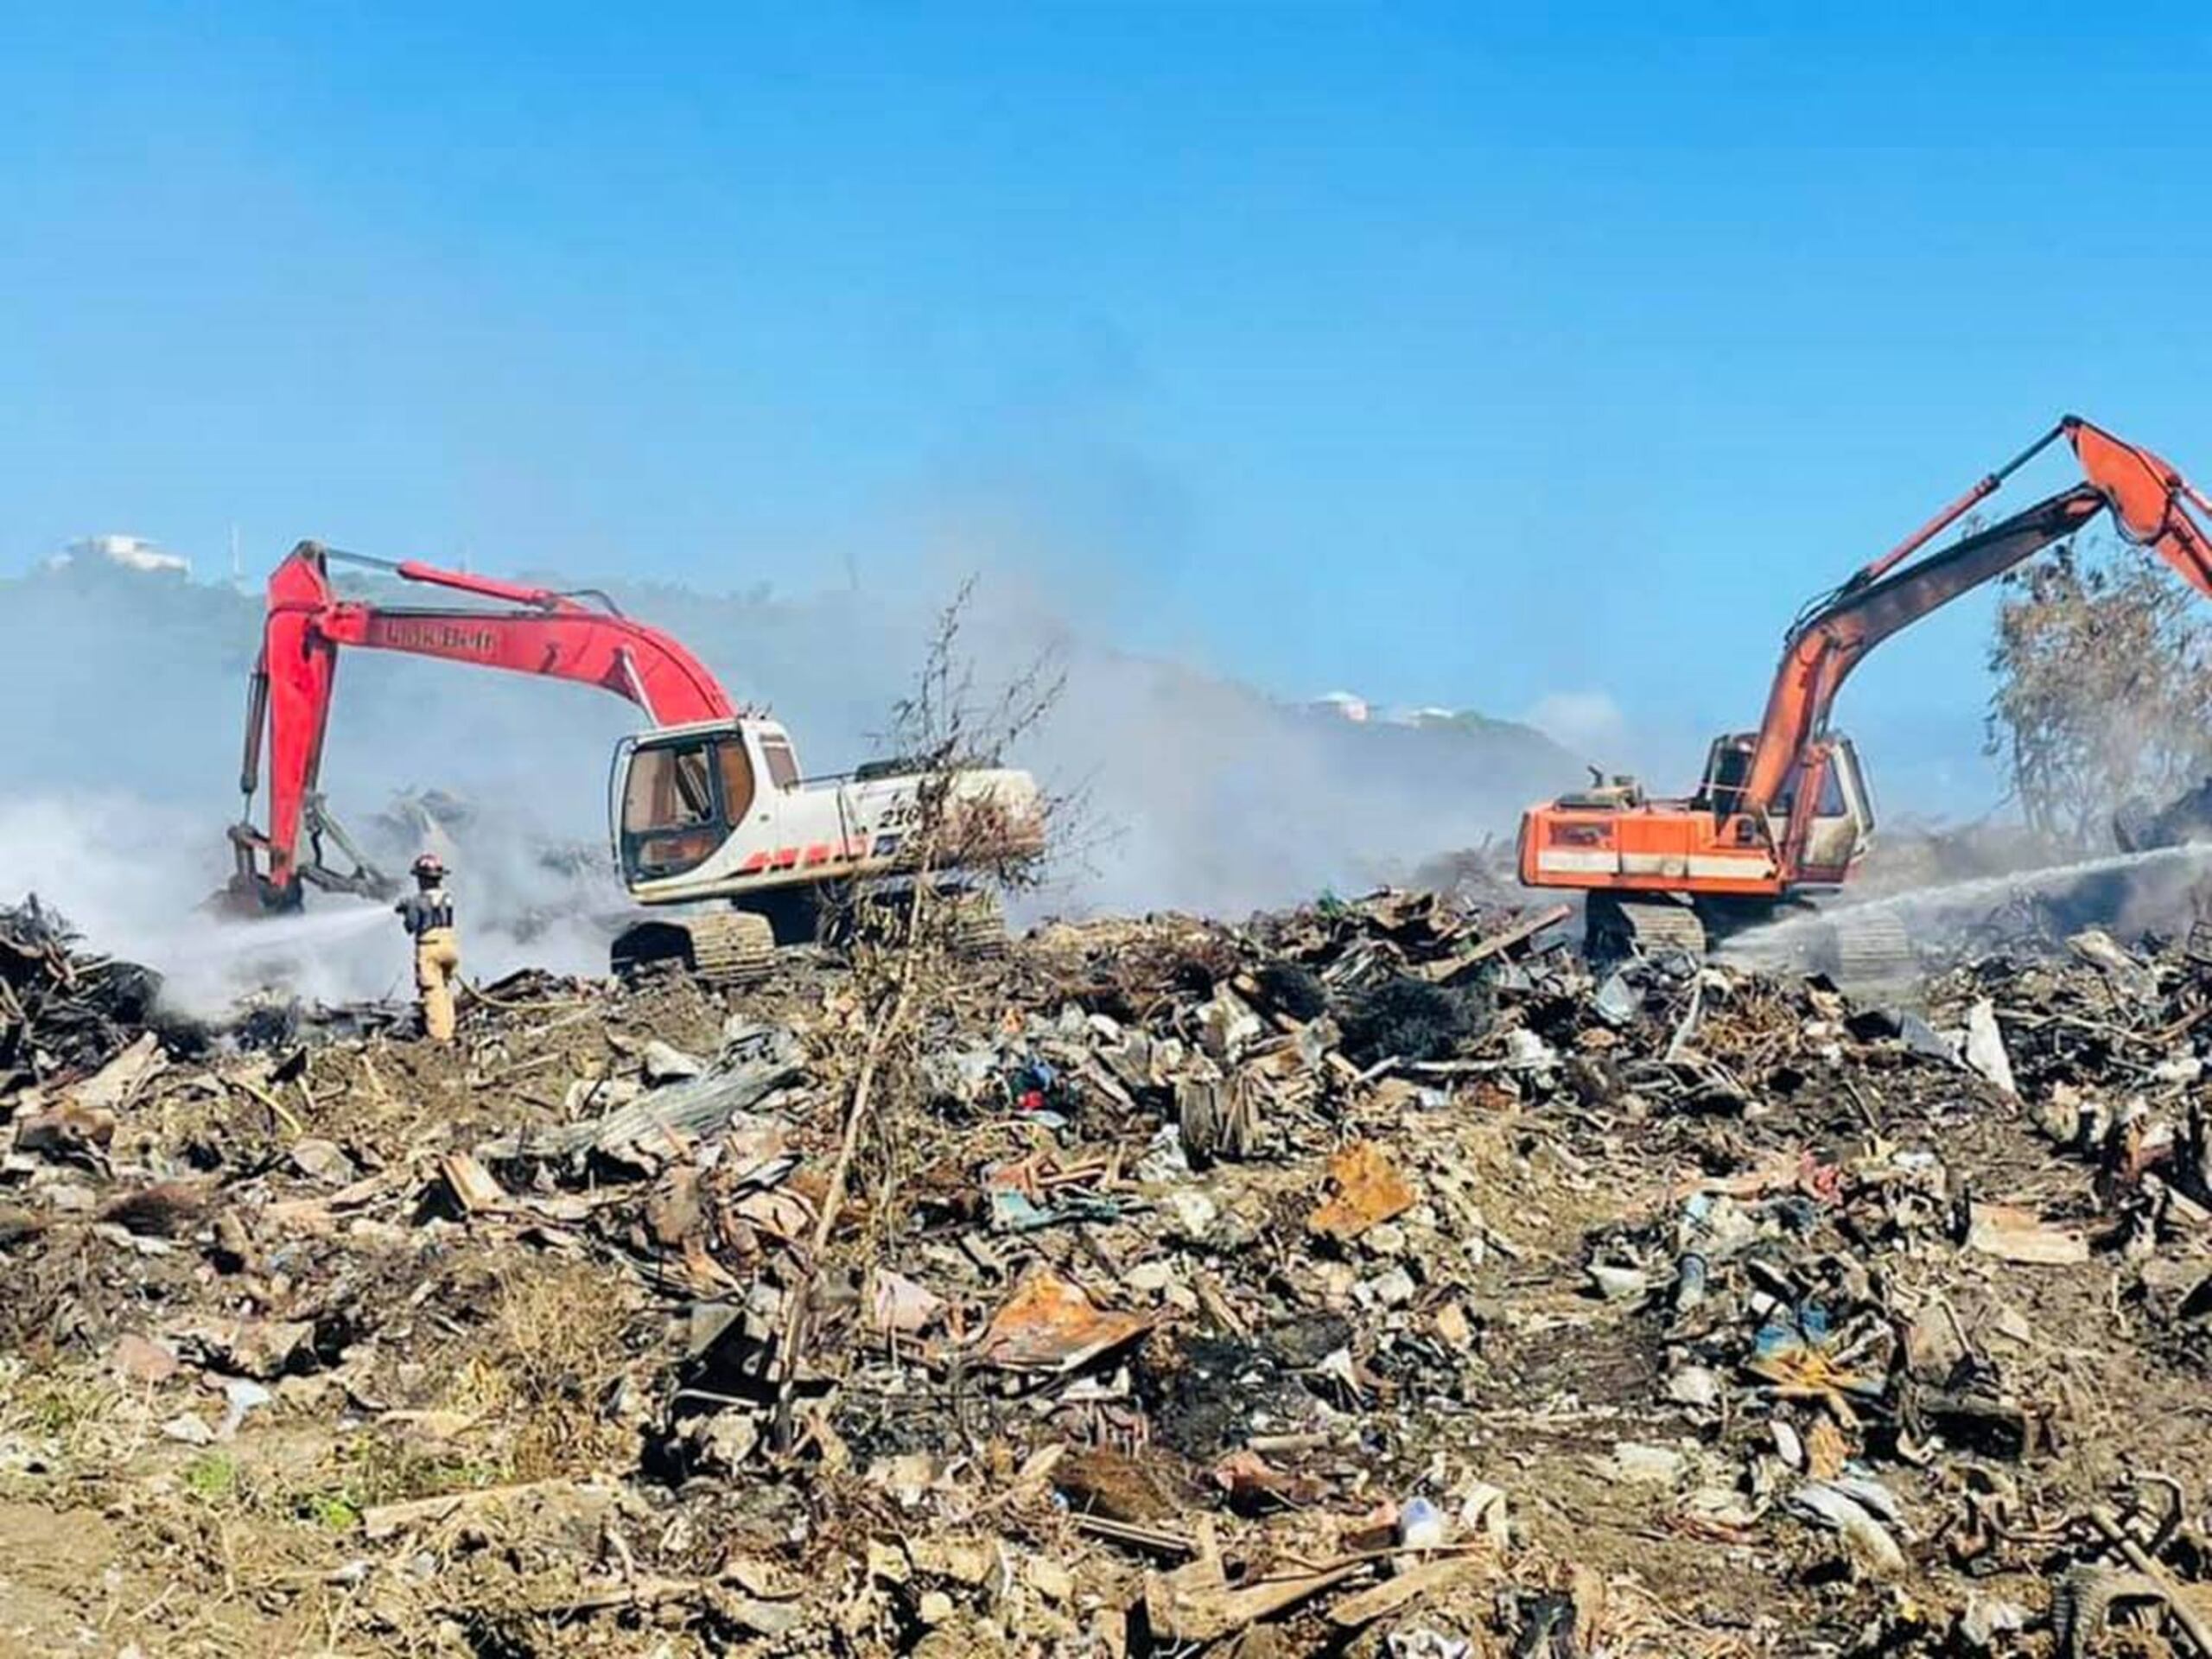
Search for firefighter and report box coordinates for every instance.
[396,852,461,1042]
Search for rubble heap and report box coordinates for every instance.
[7,887,2212,1656]
[0,897,173,1092]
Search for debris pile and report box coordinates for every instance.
[0,897,172,1092]
[9,888,2212,1654]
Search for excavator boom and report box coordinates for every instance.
[230,541,735,904]
[1735,417,2212,817]
[226,540,1044,990]
[1518,416,2212,954]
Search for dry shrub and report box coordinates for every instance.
[0,1357,129,1482]
[828,581,1070,1216]
[438,1260,637,1482]
[768,581,1070,1452]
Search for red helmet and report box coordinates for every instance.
[410,852,447,881]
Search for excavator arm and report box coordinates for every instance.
[1520,416,2212,937]
[228,542,736,906]
[1735,416,2212,820]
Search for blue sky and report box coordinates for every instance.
[7,3,2212,814]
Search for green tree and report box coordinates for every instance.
[1985,538,2212,845]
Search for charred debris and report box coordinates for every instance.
[9,882,2212,1656]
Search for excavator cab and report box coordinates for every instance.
[612,719,790,886]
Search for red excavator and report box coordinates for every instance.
[1517,416,2212,967]
[227,542,1042,982]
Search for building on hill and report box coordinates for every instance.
[1309,690,1370,723]
[47,535,191,577]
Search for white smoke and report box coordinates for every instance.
[0,558,1582,1014]
[1522,689,1629,757]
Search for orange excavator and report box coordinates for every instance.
[1517,416,2212,967]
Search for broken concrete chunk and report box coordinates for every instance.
[865,1452,937,1509]
[2069,927,2159,997]
[1504,1029,1557,1070]
[1666,1365,1722,1409]
[1023,1554,1075,1603]
[1165,1187,1221,1243]
[1433,1302,1475,1350]
[1365,1265,1417,1307]
[2031,1084,2088,1146]
[1198,990,1264,1061]
[1904,1301,1969,1381]
[1959,1592,2032,1649]
[691,1409,761,1473]
[1586,1262,1649,1302]
[289,1138,358,1185]
[866,1540,911,1586]
[1363,1220,1408,1258]
[906,1536,995,1586]
[174,1317,315,1380]
[715,1593,805,1637]
[160,1413,216,1446]
[1123,1260,1176,1296]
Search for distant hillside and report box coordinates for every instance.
[0,556,1580,915]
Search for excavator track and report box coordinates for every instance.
[1585,893,1707,966]
[1823,907,1916,998]
[679,912,778,988]
[948,888,1009,957]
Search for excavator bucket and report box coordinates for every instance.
[2069,419,2212,601]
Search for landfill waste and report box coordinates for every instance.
[10,878,2212,1655]
[1,897,180,1086]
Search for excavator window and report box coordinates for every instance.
[623,745,715,835]
[1694,737,1754,817]
[1815,763,1847,817]
[1840,740,1877,833]
[620,735,760,880]
[716,740,757,822]
[1773,760,1847,821]
[760,738,799,790]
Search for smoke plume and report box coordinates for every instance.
[0,556,1580,1012]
